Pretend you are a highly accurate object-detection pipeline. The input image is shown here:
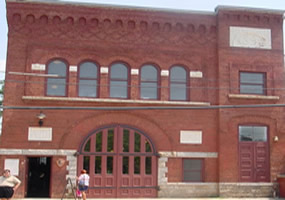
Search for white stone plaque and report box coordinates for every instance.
[230,26,271,49]
[161,70,169,76]
[4,159,19,176]
[31,63,46,71]
[28,127,52,141]
[100,67,109,74]
[190,71,203,78]
[69,65,77,72]
[180,130,202,144]
[131,69,139,75]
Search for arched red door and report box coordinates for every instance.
[78,125,158,198]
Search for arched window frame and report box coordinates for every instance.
[139,63,160,100]
[169,65,189,101]
[109,62,130,99]
[46,58,68,97]
[77,60,100,98]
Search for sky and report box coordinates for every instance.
[0,0,284,79]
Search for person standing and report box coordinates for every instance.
[0,169,21,200]
[77,169,89,200]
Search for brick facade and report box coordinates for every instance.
[1,0,285,198]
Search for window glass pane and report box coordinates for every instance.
[48,60,67,77]
[83,156,90,174]
[145,157,152,174]
[123,129,129,152]
[184,159,202,170]
[134,157,140,174]
[145,141,152,152]
[141,65,157,80]
[183,159,202,182]
[240,73,264,84]
[239,126,253,141]
[47,78,66,96]
[96,132,102,152]
[134,132,141,152]
[79,80,97,97]
[111,63,128,79]
[84,139,90,152]
[141,82,157,99]
[95,156,102,174]
[253,126,267,142]
[170,66,186,82]
[122,157,129,174]
[184,172,201,182]
[170,83,186,100]
[240,85,264,94]
[240,72,265,95]
[107,156,113,174]
[107,129,114,152]
[80,62,98,78]
[110,81,128,98]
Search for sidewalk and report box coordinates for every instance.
[14,198,285,200]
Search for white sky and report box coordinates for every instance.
[0,0,284,76]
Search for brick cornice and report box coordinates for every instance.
[6,1,217,46]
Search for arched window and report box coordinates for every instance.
[110,63,129,98]
[140,64,159,100]
[78,61,99,97]
[46,59,67,96]
[170,66,188,100]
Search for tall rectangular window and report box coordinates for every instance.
[170,66,188,100]
[240,72,266,95]
[140,65,159,99]
[110,63,129,98]
[78,62,98,97]
[46,60,67,96]
[183,159,203,182]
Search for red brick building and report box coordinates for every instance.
[1,0,285,198]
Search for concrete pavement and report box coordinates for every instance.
[15,198,285,200]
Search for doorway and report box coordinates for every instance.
[238,125,270,182]
[27,157,51,197]
[78,125,158,198]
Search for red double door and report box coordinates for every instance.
[239,142,270,182]
[78,125,158,198]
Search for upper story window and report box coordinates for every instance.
[240,72,266,95]
[140,64,159,100]
[183,159,204,182]
[170,66,188,101]
[78,61,99,97]
[46,59,67,96]
[110,63,129,98]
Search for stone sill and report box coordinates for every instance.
[219,182,273,186]
[165,182,218,186]
[228,94,279,100]
[22,96,210,106]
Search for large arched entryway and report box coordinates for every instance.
[78,125,158,198]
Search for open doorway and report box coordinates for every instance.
[27,157,51,197]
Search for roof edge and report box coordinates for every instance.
[215,5,285,15]
[6,0,216,15]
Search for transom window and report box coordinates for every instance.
[240,72,266,95]
[46,59,67,96]
[140,64,159,100]
[170,66,188,100]
[78,61,98,97]
[110,63,129,98]
[239,125,267,142]
[183,159,204,182]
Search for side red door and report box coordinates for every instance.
[239,125,270,182]
[78,125,158,198]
